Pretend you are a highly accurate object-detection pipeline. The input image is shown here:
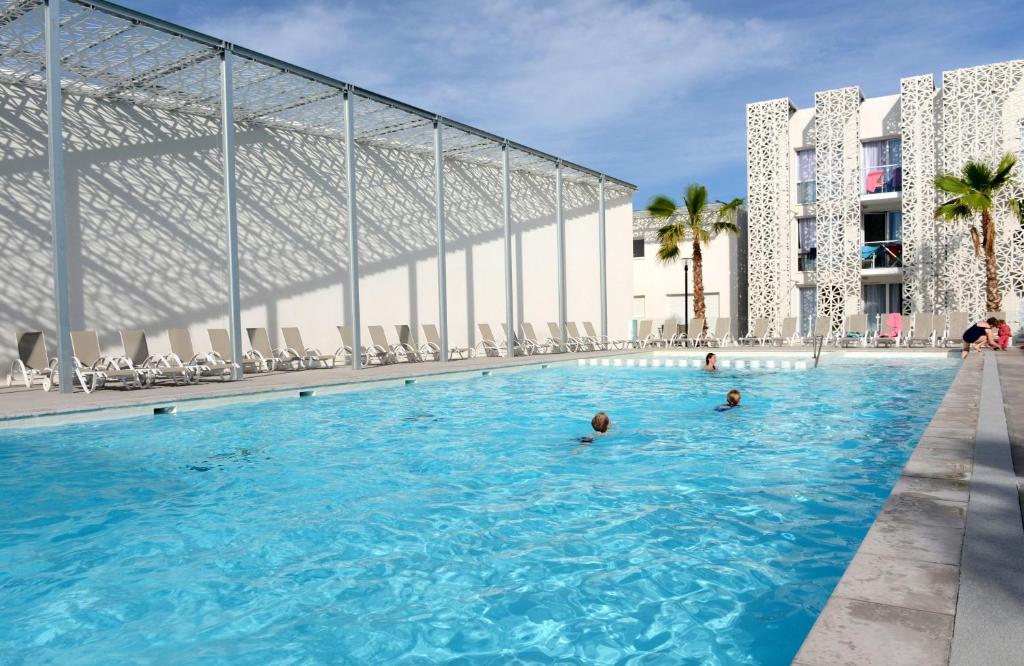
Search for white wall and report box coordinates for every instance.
[0,82,633,364]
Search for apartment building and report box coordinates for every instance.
[747,59,1024,335]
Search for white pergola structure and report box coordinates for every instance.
[0,0,634,392]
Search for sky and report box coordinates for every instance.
[122,0,1024,208]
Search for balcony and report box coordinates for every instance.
[861,241,902,271]
[797,181,816,204]
[863,164,902,195]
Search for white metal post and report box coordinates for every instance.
[433,119,448,362]
[220,49,243,380]
[598,176,608,340]
[343,90,362,369]
[502,143,514,358]
[555,162,566,351]
[43,0,73,393]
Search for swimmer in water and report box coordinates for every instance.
[578,412,610,444]
[715,389,741,412]
[704,352,718,372]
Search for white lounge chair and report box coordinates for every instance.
[281,327,337,369]
[839,314,870,347]
[5,331,56,391]
[169,329,235,380]
[71,329,148,392]
[209,328,264,373]
[874,313,902,348]
[475,323,507,357]
[395,325,432,361]
[943,313,971,348]
[582,321,627,350]
[803,316,833,346]
[121,329,195,384]
[246,327,301,371]
[566,322,598,351]
[368,325,413,363]
[521,323,553,354]
[547,322,584,352]
[771,317,799,346]
[705,318,732,347]
[500,323,537,356]
[683,317,706,347]
[421,324,470,360]
[634,319,657,348]
[906,312,936,347]
[741,318,771,346]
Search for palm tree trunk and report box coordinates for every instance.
[981,209,1001,311]
[691,238,706,325]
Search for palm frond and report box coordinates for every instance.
[656,242,680,262]
[656,223,687,246]
[992,152,1018,187]
[647,195,677,220]
[934,174,970,195]
[1011,199,1024,227]
[683,184,708,220]
[711,221,740,235]
[961,191,991,211]
[962,160,995,191]
[934,199,973,222]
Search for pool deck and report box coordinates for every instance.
[793,349,1024,666]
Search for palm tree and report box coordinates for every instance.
[647,184,743,325]
[934,152,1019,312]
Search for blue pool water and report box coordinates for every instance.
[0,358,957,664]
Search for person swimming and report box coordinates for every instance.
[578,412,610,443]
[715,389,741,412]
[704,352,718,372]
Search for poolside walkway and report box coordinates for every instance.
[794,349,1024,666]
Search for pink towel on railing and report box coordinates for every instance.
[865,170,884,193]
[879,312,902,337]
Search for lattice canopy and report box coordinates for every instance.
[0,0,635,192]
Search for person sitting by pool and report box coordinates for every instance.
[715,389,741,412]
[704,352,718,372]
[961,317,998,359]
[579,412,610,443]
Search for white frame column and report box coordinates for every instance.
[43,0,73,393]
[343,89,362,369]
[502,143,514,358]
[598,176,608,339]
[433,119,448,362]
[220,48,243,380]
[555,161,566,351]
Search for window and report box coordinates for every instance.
[633,238,645,258]
[863,283,903,332]
[632,295,646,318]
[799,287,816,337]
[797,217,816,272]
[862,138,902,194]
[862,211,902,269]
[796,149,816,203]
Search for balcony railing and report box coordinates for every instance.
[861,241,902,269]
[797,180,816,204]
[863,164,902,194]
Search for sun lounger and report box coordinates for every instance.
[475,323,507,357]
[368,325,413,363]
[582,321,627,350]
[704,317,732,347]
[121,329,195,384]
[804,315,833,345]
[547,322,584,352]
[335,325,372,366]
[769,317,798,346]
[281,327,337,369]
[168,329,234,380]
[209,328,264,373]
[683,317,706,347]
[839,313,869,347]
[501,323,537,356]
[70,330,147,392]
[634,319,657,348]
[875,312,902,347]
[943,313,971,347]
[521,323,553,354]
[246,327,301,371]
[906,312,936,347]
[5,331,56,391]
[741,317,771,345]
[420,324,470,360]
[566,322,599,352]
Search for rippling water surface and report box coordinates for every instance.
[0,358,957,664]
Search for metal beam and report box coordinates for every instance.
[433,120,449,361]
[43,0,73,394]
[343,89,362,369]
[598,176,608,339]
[220,49,243,380]
[502,143,514,359]
[555,161,566,351]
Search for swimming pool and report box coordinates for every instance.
[0,358,957,664]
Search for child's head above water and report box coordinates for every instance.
[591,412,610,433]
[727,389,741,406]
